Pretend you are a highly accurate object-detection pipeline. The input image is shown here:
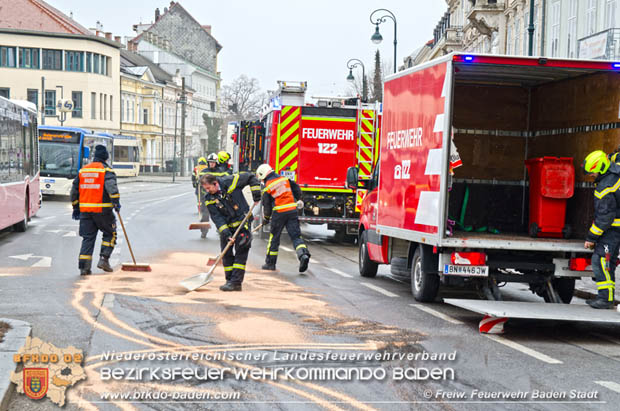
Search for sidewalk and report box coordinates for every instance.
[0,319,31,411]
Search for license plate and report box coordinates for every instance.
[443,264,489,277]
[281,170,296,180]
[41,189,54,195]
[44,179,56,183]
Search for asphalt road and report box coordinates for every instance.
[1,181,620,410]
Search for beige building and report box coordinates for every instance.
[0,0,121,133]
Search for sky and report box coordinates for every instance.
[49,0,448,97]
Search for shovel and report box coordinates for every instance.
[180,209,255,291]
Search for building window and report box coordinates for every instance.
[91,92,96,119]
[44,90,56,116]
[0,88,9,99]
[551,1,561,57]
[568,0,578,58]
[138,97,142,124]
[143,108,149,125]
[100,94,103,120]
[0,46,16,67]
[72,91,82,118]
[110,96,113,121]
[42,49,62,70]
[103,94,107,121]
[587,0,597,35]
[65,51,84,72]
[19,48,39,69]
[121,96,124,122]
[607,0,618,29]
[102,56,107,76]
[210,102,215,112]
[27,89,38,107]
[93,54,100,74]
[86,52,92,72]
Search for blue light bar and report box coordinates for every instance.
[613,63,620,68]
[464,55,474,62]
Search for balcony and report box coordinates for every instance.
[578,28,620,60]
[431,11,463,57]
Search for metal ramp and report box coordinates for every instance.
[445,299,620,323]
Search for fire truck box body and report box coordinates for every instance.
[356,53,620,303]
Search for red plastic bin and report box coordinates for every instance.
[525,157,574,238]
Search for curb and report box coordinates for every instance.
[0,319,31,411]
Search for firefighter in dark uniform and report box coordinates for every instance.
[217,151,232,174]
[196,153,227,238]
[192,156,208,192]
[201,172,261,291]
[256,164,310,272]
[70,145,120,276]
[583,150,620,309]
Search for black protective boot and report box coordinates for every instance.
[220,282,242,292]
[80,268,92,276]
[97,256,113,272]
[586,298,614,309]
[299,253,310,273]
[262,263,276,271]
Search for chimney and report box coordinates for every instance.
[202,25,211,34]
[114,35,121,43]
[155,8,160,21]
[105,32,112,40]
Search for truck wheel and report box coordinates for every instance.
[13,194,29,232]
[543,278,575,304]
[411,247,439,302]
[359,231,378,278]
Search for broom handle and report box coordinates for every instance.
[116,210,137,265]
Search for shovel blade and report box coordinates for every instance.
[179,271,214,291]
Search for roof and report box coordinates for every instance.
[120,49,172,83]
[0,0,91,35]
[122,66,149,77]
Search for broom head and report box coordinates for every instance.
[121,262,152,272]
[189,222,211,230]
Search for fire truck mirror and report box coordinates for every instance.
[346,167,359,189]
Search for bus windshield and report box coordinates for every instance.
[40,142,79,178]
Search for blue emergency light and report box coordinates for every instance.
[464,55,475,62]
[613,63,620,69]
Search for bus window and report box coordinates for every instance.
[40,142,79,177]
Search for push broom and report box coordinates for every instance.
[116,210,151,272]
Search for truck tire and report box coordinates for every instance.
[13,194,29,232]
[359,231,378,278]
[543,278,575,304]
[411,246,439,302]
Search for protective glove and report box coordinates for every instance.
[263,215,271,223]
[220,228,233,242]
[114,203,121,212]
[296,200,304,210]
[72,208,80,221]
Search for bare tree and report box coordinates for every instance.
[221,75,268,121]
[347,56,390,103]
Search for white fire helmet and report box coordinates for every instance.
[256,164,273,180]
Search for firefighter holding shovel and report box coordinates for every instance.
[201,173,261,291]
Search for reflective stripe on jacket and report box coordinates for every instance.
[264,177,296,213]
[78,162,111,213]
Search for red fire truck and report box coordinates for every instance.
[237,81,380,240]
[349,53,620,312]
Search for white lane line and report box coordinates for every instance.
[43,216,56,220]
[360,282,399,298]
[410,304,464,325]
[485,335,563,364]
[280,246,293,252]
[63,231,77,237]
[327,267,353,278]
[310,258,320,264]
[595,381,620,393]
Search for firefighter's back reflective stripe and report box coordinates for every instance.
[266,177,296,213]
[79,162,107,213]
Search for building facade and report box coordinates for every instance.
[0,0,121,133]
[128,2,222,173]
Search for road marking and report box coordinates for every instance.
[43,216,56,220]
[45,229,62,234]
[485,335,563,364]
[102,294,115,308]
[327,267,352,278]
[310,258,320,264]
[63,231,77,237]
[31,257,52,268]
[360,282,399,298]
[595,381,620,393]
[410,304,464,325]
[280,246,293,252]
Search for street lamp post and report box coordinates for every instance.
[370,8,397,74]
[346,58,367,102]
[56,85,67,126]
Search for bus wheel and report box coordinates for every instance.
[14,194,29,232]
[359,231,378,278]
[411,246,439,302]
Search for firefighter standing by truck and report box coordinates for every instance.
[192,157,208,192]
[201,172,261,291]
[70,145,120,276]
[196,153,231,238]
[583,150,619,309]
[256,164,310,272]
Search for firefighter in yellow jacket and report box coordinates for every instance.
[70,145,120,275]
[256,164,310,272]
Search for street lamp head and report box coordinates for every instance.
[347,69,355,82]
[371,24,383,44]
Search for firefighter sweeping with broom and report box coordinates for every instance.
[256,164,310,273]
[201,172,261,291]
[70,145,120,276]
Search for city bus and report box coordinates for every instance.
[38,126,113,196]
[0,97,40,232]
[112,134,140,177]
